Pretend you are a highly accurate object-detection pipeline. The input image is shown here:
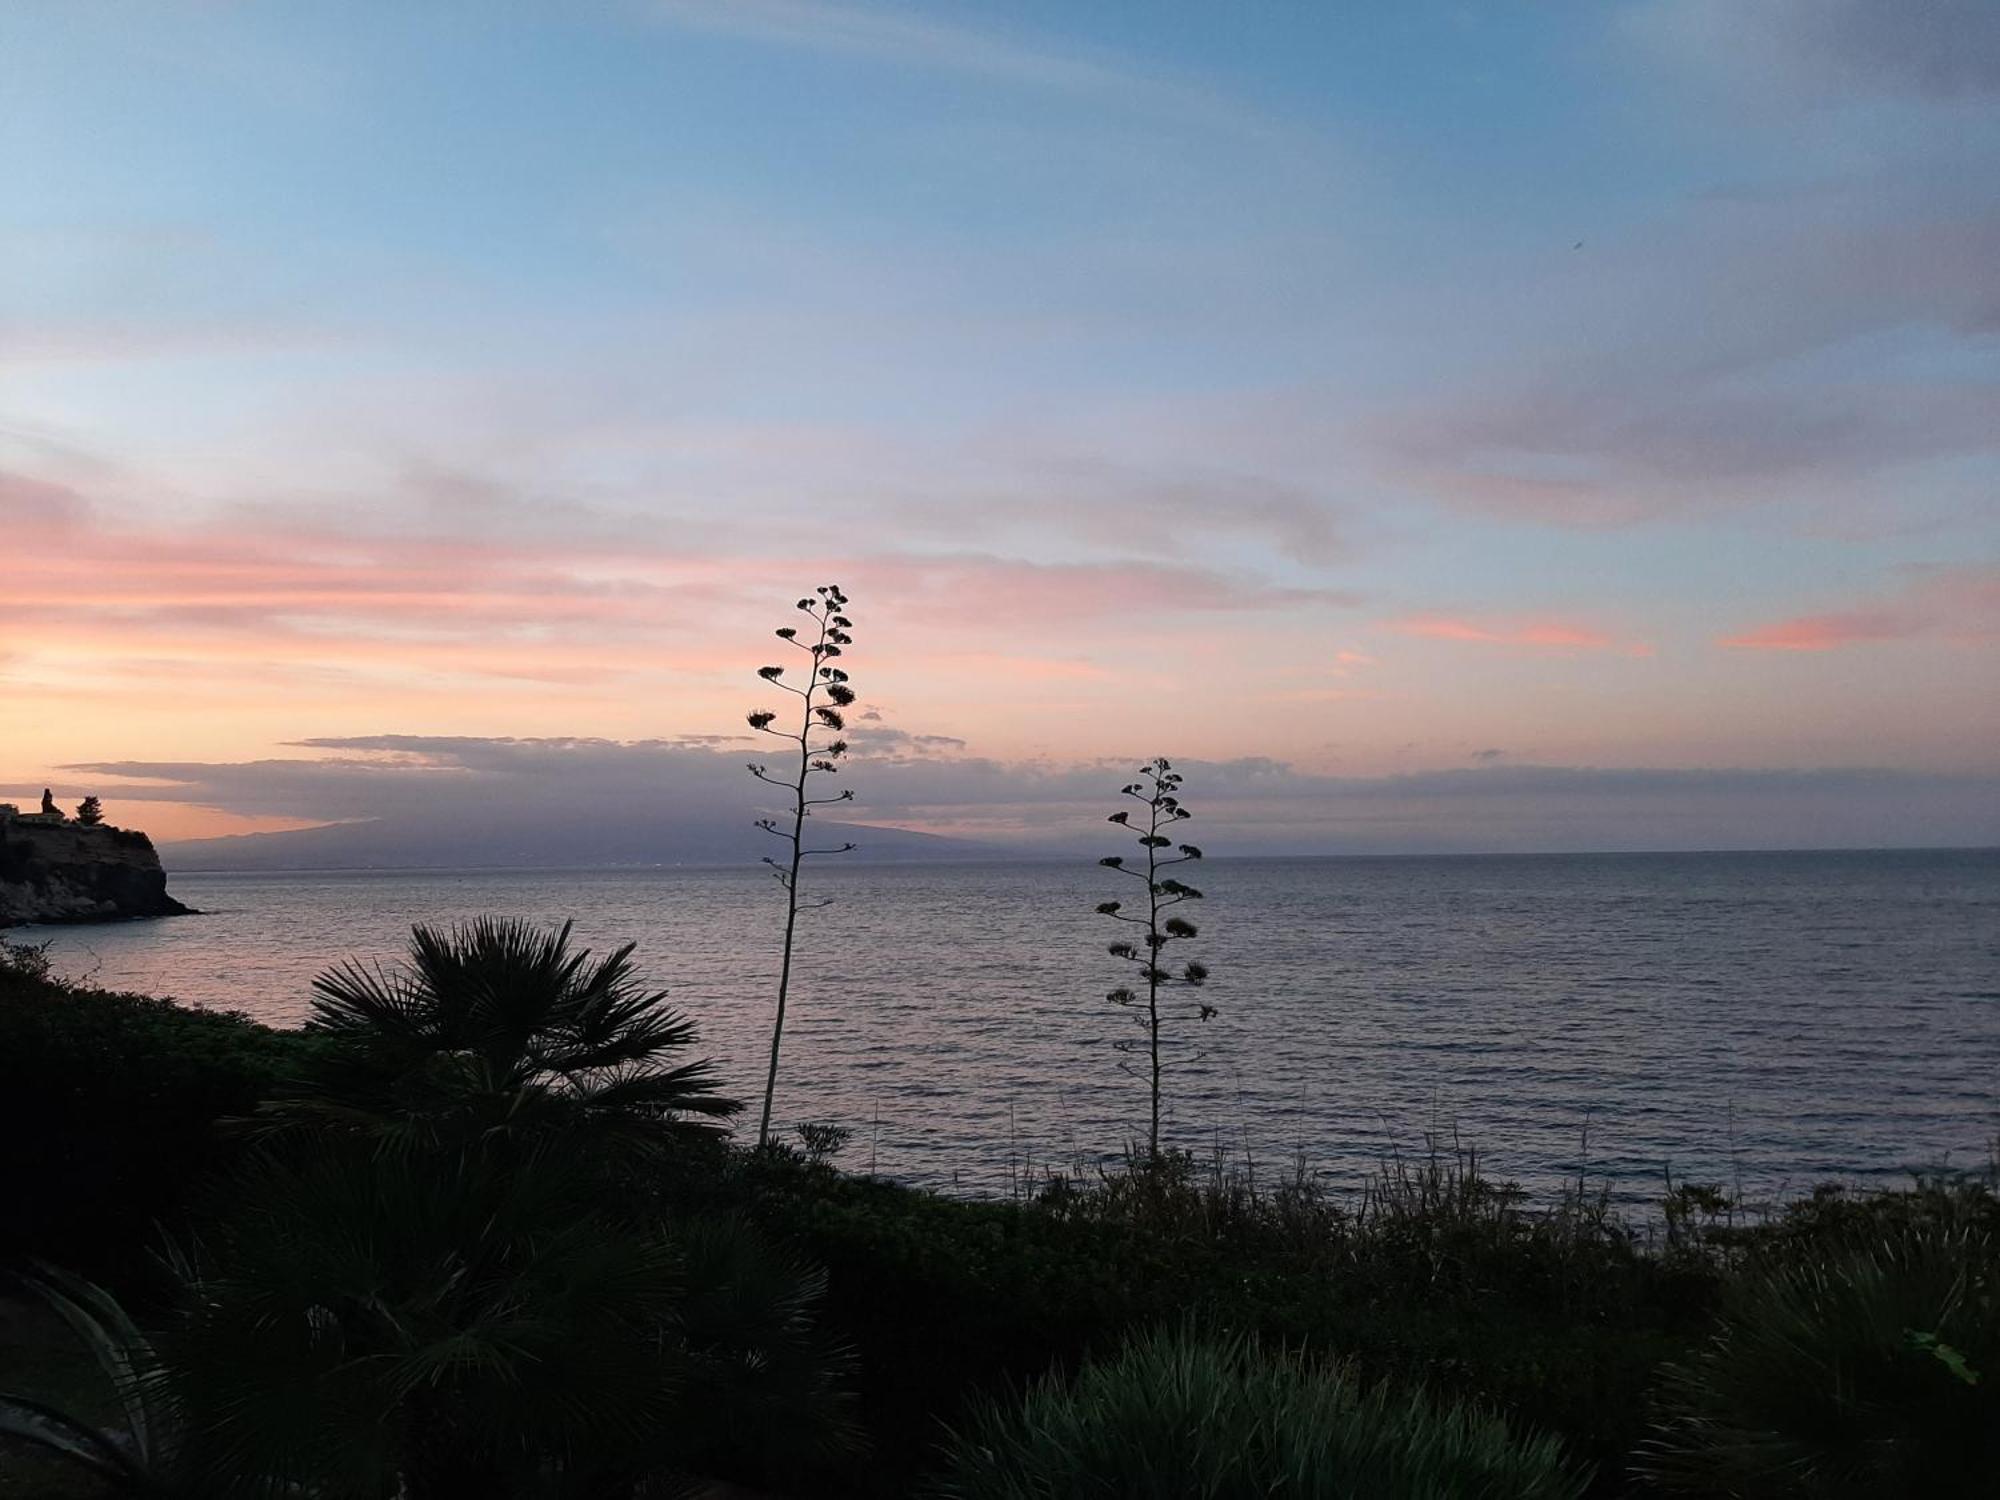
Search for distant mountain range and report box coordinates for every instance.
[161,812,1000,872]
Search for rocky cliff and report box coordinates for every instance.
[0,820,194,927]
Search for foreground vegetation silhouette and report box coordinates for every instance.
[1097,756,1210,1161]
[267,916,741,1155]
[5,905,1998,1496]
[933,1326,1586,1499]
[0,923,854,1498]
[1636,1218,2000,1494]
[746,583,859,1147]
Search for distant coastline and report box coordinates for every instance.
[154,843,2000,878]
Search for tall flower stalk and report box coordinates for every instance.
[1097,757,1211,1162]
[746,584,857,1147]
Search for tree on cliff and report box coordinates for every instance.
[74,796,104,827]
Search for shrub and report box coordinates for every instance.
[690,1149,1698,1496]
[1718,1177,2000,1264]
[1031,1146,1712,1477]
[166,1146,851,1497]
[931,1326,1588,1499]
[1635,1223,2000,1496]
[0,936,52,982]
[727,1158,1181,1494]
[0,960,319,1278]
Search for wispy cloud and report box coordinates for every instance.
[880,463,1352,568]
[0,464,1352,704]
[646,0,1261,128]
[1370,201,2000,530]
[1381,614,1649,655]
[652,0,1127,90]
[0,317,327,370]
[860,552,1358,620]
[1719,564,2000,651]
[1631,0,2000,102]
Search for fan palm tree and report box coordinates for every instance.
[258,918,740,1156]
[10,924,848,1499]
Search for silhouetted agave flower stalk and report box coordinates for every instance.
[746,584,858,1147]
[1097,756,1211,1162]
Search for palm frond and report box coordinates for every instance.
[0,1270,183,1494]
[0,1393,147,1483]
[309,957,430,1041]
[576,1062,743,1119]
[283,918,742,1153]
[21,1266,162,1460]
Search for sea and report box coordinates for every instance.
[18,850,1999,1207]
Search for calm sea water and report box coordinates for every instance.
[21,851,1999,1204]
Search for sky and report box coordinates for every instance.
[3,0,1997,853]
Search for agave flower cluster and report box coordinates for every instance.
[1097,756,1211,1160]
[746,583,858,1144]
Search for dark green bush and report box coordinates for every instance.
[931,1326,1589,1499]
[1635,1223,2000,1496]
[152,1146,851,1498]
[731,1155,1992,1496]
[678,1149,1711,1496]
[721,1158,1178,1495]
[1719,1177,2000,1262]
[0,951,318,1278]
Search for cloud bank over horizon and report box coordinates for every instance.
[25,734,1997,863]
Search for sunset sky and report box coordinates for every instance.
[4,1,1997,851]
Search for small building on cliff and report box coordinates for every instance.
[0,803,193,927]
[1,789,69,827]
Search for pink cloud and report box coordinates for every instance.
[1718,609,1917,651]
[1719,566,2000,652]
[1382,614,1646,654]
[0,471,89,529]
[0,466,1358,709]
[919,651,1113,683]
[854,552,1358,621]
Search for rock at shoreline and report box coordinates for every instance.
[0,817,194,927]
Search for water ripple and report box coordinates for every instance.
[22,849,2000,1203]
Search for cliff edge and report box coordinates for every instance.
[0,818,194,927]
